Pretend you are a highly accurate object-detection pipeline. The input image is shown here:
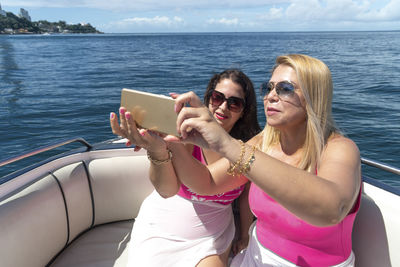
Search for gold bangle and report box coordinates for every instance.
[227,140,245,176]
[147,149,172,165]
[241,145,256,174]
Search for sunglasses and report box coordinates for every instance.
[260,80,296,100]
[209,90,245,112]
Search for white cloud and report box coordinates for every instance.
[120,16,184,26]
[207,17,239,26]
[358,0,400,21]
[285,0,326,21]
[262,0,399,23]
[103,15,186,32]
[173,16,184,23]
[320,0,370,21]
[260,6,284,20]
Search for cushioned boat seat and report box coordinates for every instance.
[0,151,153,267]
[51,220,134,267]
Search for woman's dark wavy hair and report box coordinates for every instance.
[204,69,261,142]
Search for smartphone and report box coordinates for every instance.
[120,88,179,136]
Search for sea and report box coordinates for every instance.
[0,32,399,187]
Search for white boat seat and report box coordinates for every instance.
[0,152,153,267]
[50,220,134,267]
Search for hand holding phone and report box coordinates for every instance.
[120,88,179,136]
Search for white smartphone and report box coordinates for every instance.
[120,88,179,136]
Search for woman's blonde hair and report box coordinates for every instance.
[261,54,339,171]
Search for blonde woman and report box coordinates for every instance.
[169,54,362,267]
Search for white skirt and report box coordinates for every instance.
[127,190,235,267]
[230,222,355,267]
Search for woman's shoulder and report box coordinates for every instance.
[327,133,358,148]
[324,134,360,160]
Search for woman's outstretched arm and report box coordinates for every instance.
[168,92,361,227]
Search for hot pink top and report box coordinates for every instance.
[178,145,245,205]
[249,182,361,267]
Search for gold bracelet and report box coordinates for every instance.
[147,149,172,165]
[240,145,256,174]
[227,140,245,176]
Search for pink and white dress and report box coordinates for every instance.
[127,146,245,267]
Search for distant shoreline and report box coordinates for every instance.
[0,31,104,35]
[1,30,398,36]
[0,11,102,34]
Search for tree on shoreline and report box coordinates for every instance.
[0,12,40,33]
[0,12,102,34]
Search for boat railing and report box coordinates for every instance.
[361,157,400,196]
[361,158,400,176]
[0,138,398,188]
[0,138,92,168]
[0,140,398,173]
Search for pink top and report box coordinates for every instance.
[249,181,361,267]
[178,145,245,205]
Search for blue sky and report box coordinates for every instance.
[1,0,399,33]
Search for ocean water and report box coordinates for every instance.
[0,32,399,187]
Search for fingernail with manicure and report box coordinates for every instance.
[110,112,114,119]
[125,112,131,119]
